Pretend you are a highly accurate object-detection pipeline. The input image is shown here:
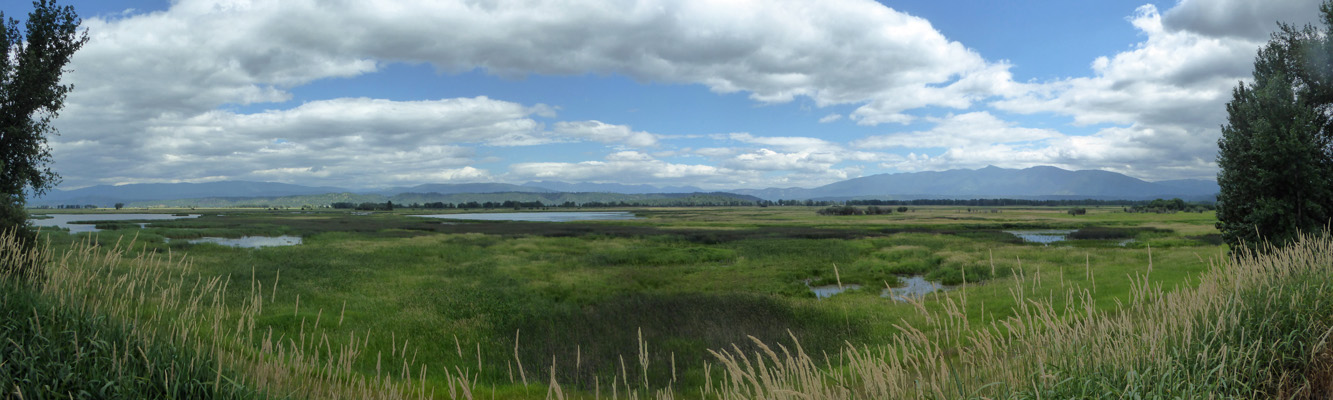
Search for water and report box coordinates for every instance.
[185,236,302,248]
[29,213,201,233]
[412,211,640,222]
[807,282,862,299]
[1004,229,1076,245]
[882,276,953,302]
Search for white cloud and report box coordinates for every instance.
[1162,0,1319,40]
[53,0,1018,188]
[395,166,494,183]
[62,0,1013,132]
[726,132,841,153]
[818,113,843,123]
[983,2,1309,180]
[879,122,1219,181]
[46,0,1308,189]
[553,121,659,147]
[51,94,679,188]
[853,112,1061,149]
[507,150,859,189]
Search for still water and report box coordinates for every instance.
[29,213,201,233]
[412,211,639,222]
[1004,229,1077,245]
[186,236,302,248]
[882,276,954,302]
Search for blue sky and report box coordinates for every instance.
[21,0,1323,190]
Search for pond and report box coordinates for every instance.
[412,211,640,222]
[1004,229,1077,245]
[882,276,954,302]
[182,236,302,248]
[29,213,201,233]
[806,281,862,299]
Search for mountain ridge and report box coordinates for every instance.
[30,166,1218,207]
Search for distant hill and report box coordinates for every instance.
[128,192,763,208]
[522,181,706,194]
[32,181,349,207]
[377,183,554,196]
[31,165,1219,208]
[733,166,1218,201]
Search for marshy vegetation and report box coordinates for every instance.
[2,206,1328,398]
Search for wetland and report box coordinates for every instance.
[24,205,1225,396]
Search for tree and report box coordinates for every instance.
[0,0,88,241]
[113,202,123,210]
[1217,2,1333,250]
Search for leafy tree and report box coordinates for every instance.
[0,0,87,241]
[113,202,123,210]
[1217,2,1333,250]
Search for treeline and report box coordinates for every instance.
[330,199,759,210]
[815,205,908,216]
[1124,198,1215,213]
[836,198,1210,207]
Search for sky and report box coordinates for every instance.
[14,0,1325,190]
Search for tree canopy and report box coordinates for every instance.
[1216,1,1333,250]
[0,0,87,238]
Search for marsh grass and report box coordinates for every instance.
[0,230,457,399]
[699,233,1333,399]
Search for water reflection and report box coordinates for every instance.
[29,213,200,233]
[183,236,302,248]
[1004,229,1076,245]
[882,276,953,302]
[412,211,639,222]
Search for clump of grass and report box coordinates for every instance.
[1,230,460,399]
[0,277,269,398]
[700,233,1333,399]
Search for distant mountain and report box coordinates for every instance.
[734,166,1219,201]
[30,166,1219,208]
[522,181,705,194]
[32,181,348,207]
[131,192,762,208]
[378,183,554,196]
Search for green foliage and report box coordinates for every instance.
[1021,261,1333,399]
[0,0,88,240]
[1217,2,1333,250]
[0,280,269,399]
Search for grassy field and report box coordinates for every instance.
[10,205,1321,398]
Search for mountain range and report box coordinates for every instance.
[731,166,1218,201]
[30,166,1219,207]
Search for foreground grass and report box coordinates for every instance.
[0,233,269,399]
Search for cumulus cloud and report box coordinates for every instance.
[1162,0,1319,40]
[880,123,1218,181]
[553,121,659,147]
[853,112,1061,149]
[50,0,1026,188]
[984,2,1309,180]
[47,0,1307,189]
[507,150,860,189]
[62,0,1012,128]
[51,94,674,188]
[507,155,742,187]
[52,96,545,188]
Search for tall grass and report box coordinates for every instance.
[0,230,466,399]
[701,233,1333,399]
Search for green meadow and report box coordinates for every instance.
[5,205,1326,398]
